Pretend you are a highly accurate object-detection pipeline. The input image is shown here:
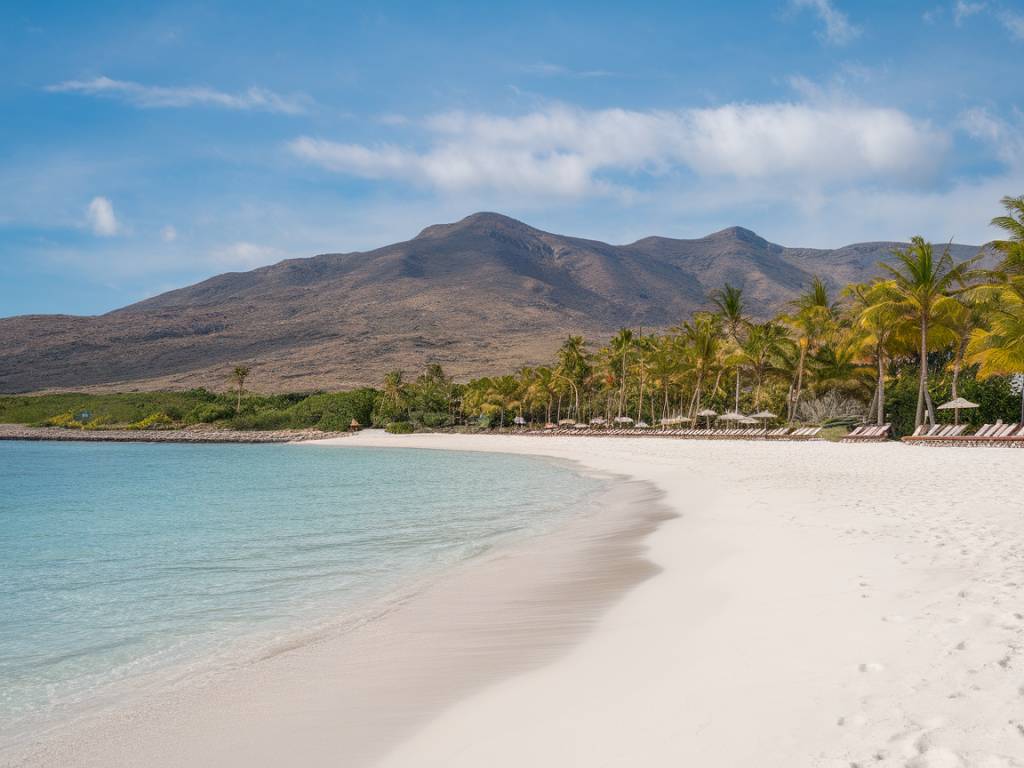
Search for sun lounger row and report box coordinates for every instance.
[840,424,892,443]
[903,422,1024,446]
[530,426,824,440]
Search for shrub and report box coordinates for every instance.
[126,412,174,430]
[385,421,414,434]
[228,410,293,430]
[45,412,84,429]
[289,389,377,431]
[186,402,236,424]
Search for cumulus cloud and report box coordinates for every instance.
[160,225,178,242]
[289,103,947,199]
[86,196,118,236]
[791,0,861,45]
[45,76,308,114]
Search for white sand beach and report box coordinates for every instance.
[326,432,1024,768]
[11,433,1024,768]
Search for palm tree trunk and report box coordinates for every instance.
[790,345,807,423]
[618,351,627,418]
[636,373,645,422]
[915,317,928,427]
[734,370,740,412]
[876,347,885,426]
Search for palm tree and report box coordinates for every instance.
[230,365,250,414]
[608,328,635,418]
[945,295,987,401]
[967,279,1024,422]
[647,335,683,421]
[379,370,407,420]
[878,237,979,428]
[847,281,903,425]
[710,284,748,411]
[738,321,792,409]
[679,312,723,417]
[486,375,522,429]
[556,335,589,418]
[990,194,1024,276]
[786,277,837,422]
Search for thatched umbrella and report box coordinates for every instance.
[558,418,577,426]
[696,408,717,429]
[938,396,979,426]
[348,418,361,432]
[613,416,634,425]
[750,410,777,433]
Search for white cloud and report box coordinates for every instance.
[160,225,178,242]
[211,241,280,269]
[953,0,986,25]
[289,102,947,199]
[1000,10,1024,39]
[86,196,118,236]
[45,76,309,114]
[791,0,861,45]
[959,107,1024,168]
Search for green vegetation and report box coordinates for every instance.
[5,196,1023,439]
[372,195,1024,438]
[0,388,378,433]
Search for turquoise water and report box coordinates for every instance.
[0,441,604,740]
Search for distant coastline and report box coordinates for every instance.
[0,424,346,443]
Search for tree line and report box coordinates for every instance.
[374,196,1024,436]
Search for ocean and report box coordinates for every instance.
[0,440,605,745]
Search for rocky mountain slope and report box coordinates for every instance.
[0,213,983,392]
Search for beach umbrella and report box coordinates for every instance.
[573,422,589,429]
[750,410,776,434]
[558,418,576,426]
[636,420,650,428]
[938,396,979,425]
[544,422,557,430]
[613,416,634,424]
[513,416,526,427]
[718,411,746,421]
[590,417,607,426]
[696,408,717,429]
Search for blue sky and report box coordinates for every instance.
[3,0,1024,316]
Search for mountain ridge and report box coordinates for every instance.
[0,213,985,393]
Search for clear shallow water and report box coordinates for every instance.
[0,441,604,739]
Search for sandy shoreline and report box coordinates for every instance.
[328,433,1024,767]
[8,432,1024,767]
[4,445,668,768]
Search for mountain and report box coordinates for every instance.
[0,213,985,393]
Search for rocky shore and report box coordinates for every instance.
[0,424,350,444]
